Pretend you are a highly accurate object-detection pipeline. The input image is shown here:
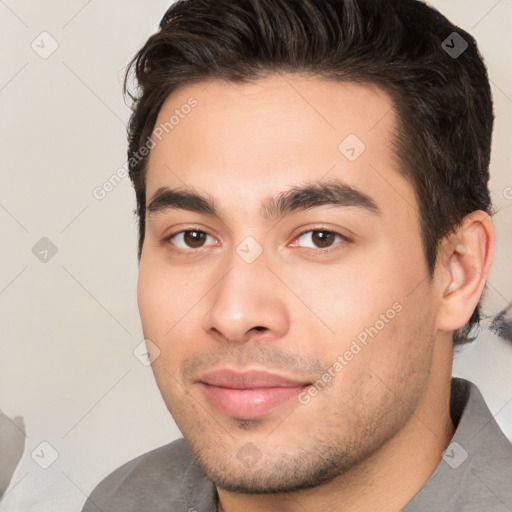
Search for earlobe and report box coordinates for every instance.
[437,211,495,333]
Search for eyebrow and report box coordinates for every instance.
[146,180,381,221]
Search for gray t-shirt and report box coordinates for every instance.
[81,377,512,511]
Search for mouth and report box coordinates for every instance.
[196,368,312,419]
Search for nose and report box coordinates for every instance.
[201,249,290,344]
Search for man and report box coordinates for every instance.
[82,0,512,510]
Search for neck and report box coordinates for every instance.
[217,336,455,512]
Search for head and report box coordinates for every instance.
[125,0,495,496]
[126,0,494,347]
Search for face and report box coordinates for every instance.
[137,75,443,493]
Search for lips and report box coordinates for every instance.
[196,368,311,419]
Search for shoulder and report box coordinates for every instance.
[406,378,512,511]
[81,438,217,512]
[451,378,512,509]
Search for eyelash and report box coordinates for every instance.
[162,226,351,254]
[291,227,351,253]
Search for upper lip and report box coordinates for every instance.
[197,368,311,389]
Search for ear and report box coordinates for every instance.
[436,211,495,333]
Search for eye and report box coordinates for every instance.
[164,229,218,251]
[291,228,350,252]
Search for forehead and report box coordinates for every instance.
[145,74,417,223]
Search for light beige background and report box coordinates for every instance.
[0,1,511,510]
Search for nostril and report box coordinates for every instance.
[252,326,267,332]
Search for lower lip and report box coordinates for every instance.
[199,383,308,419]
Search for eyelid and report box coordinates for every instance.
[163,225,352,253]
[290,226,352,252]
[162,226,219,251]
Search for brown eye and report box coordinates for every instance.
[311,231,336,248]
[183,231,207,248]
[295,229,346,250]
[166,230,217,250]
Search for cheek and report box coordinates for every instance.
[286,255,401,341]
[137,257,197,334]
[363,288,436,384]
[137,258,212,372]
[301,262,431,382]
[137,261,169,334]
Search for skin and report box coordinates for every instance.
[137,74,495,512]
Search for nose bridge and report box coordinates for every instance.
[213,242,271,318]
[202,240,289,342]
